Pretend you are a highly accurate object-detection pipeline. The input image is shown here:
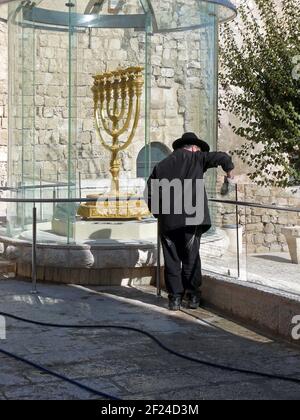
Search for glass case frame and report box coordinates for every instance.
[5,0,237,244]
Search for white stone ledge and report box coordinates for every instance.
[0,236,94,269]
[0,236,157,270]
[202,272,300,345]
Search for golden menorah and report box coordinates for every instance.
[94,66,144,196]
[78,66,150,220]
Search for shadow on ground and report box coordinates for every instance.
[253,254,292,264]
[0,279,300,400]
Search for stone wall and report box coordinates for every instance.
[7,0,215,184]
[215,178,300,253]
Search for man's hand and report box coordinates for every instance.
[227,171,234,180]
[221,173,236,195]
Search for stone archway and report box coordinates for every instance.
[136,142,170,178]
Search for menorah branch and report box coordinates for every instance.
[78,66,150,221]
[93,66,144,201]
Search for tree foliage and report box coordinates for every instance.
[220,0,300,187]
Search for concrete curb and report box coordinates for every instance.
[202,273,300,346]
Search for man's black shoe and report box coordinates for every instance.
[187,294,201,310]
[168,296,182,311]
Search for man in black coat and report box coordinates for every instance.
[146,133,235,311]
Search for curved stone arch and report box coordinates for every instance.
[136,142,171,178]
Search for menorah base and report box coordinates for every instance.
[77,194,151,220]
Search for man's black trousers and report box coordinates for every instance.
[161,226,202,298]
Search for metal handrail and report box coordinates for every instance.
[0,195,299,213]
[0,193,299,295]
[0,196,146,204]
[209,198,300,214]
[0,182,75,192]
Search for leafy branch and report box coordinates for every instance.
[220,0,300,187]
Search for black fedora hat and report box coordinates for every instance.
[172,133,210,152]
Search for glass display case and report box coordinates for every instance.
[4,0,237,246]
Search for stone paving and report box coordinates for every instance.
[203,252,300,296]
[0,279,300,400]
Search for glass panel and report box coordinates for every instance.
[149,23,218,150]
[244,192,300,296]
[137,142,170,178]
[34,0,145,15]
[77,19,151,230]
[203,188,247,280]
[7,0,78,244]
[149,8,219,238]
[4,0,237,256]
[149,0,236,32]
[82,0,145,15]
[8,1,35,236]
[204,187,300,296]
[143,9,152,181]
[66,0,77,244]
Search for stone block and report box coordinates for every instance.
[264,234,277,244]
[282,226,300,264]
[161,68,175,78]
[246,223,264,232]
[262,215,271,223]
[3,237,94,269]
[253,233,264,244]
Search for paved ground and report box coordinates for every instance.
[0,279,300,400]
[246,252,300,295]
[203,251,300,296]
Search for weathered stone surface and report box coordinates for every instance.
[89,240,157,269]
[216,179,300,253]
[1,280,300,400]
[1,236,94,269]
[202,272,300,345]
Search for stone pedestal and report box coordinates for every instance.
[77,194,150,220]
[0,225,230,286]
[52,218,157,241]
[282,226,300,264]
[222,225,244,255]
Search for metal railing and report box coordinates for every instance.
[0,191,299,295]
[210,198,300,214]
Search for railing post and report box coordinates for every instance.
[156,221,162,297]
[39,168,43,222]
[235,184,241,279]
[52,189,56,217]
[56,171,60,199]
[79,171,82,198]
[31,204,38,295]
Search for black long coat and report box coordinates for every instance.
[146,149,234,234]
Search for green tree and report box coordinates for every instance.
[220,0,300,187]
